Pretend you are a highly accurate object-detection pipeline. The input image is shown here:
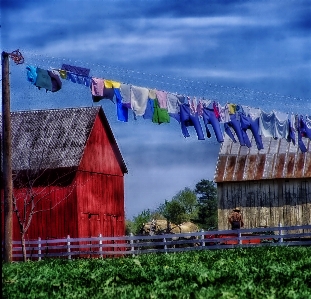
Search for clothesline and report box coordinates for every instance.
[25,63,311,153]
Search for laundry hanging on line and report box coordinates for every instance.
[25,64,311,152]
[26,65,62,92]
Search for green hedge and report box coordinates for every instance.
[3,246,311,299]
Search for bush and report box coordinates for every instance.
[3,246,311,299]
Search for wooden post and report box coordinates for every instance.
[163,237,167,254]
[279,223,283,243]
[38,237,41,261]
[2,51,13,263]
[201,229,205,247]
[238,231,242,245]
[67,235,71,260]
[99,234,103,258]
[130,233,135,257]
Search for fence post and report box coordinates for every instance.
[67,235,71,260]
[130,233,135,257]
[38,237,41,261]
[201,229,205,247]
[238,230,242,245]
[99,234,103,258]
[279,223,283,243]
[163,237,167,254]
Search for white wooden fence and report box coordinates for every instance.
[7,225,311,261]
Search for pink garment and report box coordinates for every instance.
[91,77,104,96]
[213,101,220,119]
[155,90,168,109]
[197,99,204,117]
[189,97,198,114]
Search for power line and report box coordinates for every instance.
[21,50,310,106]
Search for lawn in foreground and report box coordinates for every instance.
[2,246,311,299]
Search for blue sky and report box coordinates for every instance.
[1,0,311,219]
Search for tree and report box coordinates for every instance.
[12,156,78,262]
[171,187,198,219]
[159,199,187,227]
[130,209,152,235]
[194,179,218,230]
[7,128,86,262]
[157,187,198,230]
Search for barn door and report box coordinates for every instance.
[88,213,100,237]
[79,213,100,257]
[88,213,100,257]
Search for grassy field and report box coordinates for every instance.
[2,246,311,299]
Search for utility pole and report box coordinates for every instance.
[2,51,13,263]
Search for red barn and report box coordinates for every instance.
[1,106,127,242]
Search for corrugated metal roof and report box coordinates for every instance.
[1,106,127,173]
[214,131,311,182]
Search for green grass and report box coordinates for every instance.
[2,246,311,299]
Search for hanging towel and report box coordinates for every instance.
[91,77,104,96]
[148,89,157,100]
[242,106,261,120]
[35,68,53,91]
[152,98,170,124]
[274,111,289,139]
[47,70,62,92]
[155,90,168,109]
[259,110,289,139]
[114,88,128,122]
[259,110,275,138]
[167,93,181,122]
[131,85,149,116]
[120,83,131,109]
[104,80,121,89]
[26,65,37,84]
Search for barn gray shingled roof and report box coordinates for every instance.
[214,133,311,182]
[1,106,126,172]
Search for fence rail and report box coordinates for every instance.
[5,225,311,261]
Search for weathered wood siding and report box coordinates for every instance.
[217,178,311,230]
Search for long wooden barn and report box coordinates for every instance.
[1,106,127,241]
[214,134,311,230]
